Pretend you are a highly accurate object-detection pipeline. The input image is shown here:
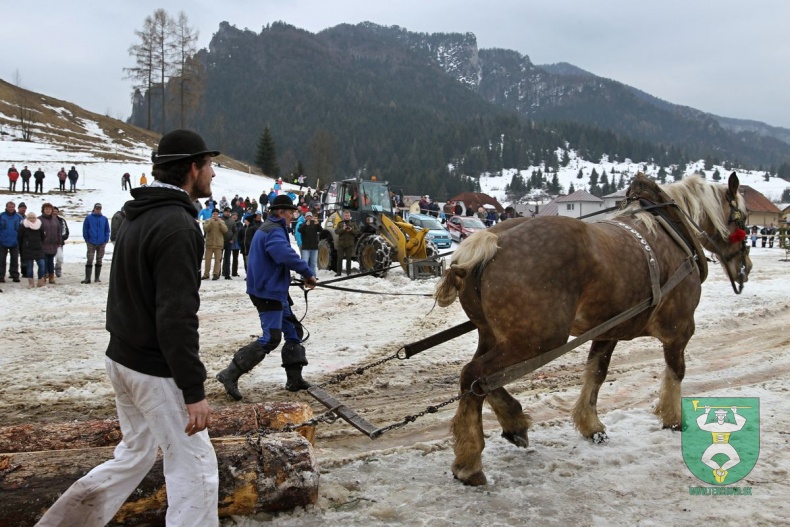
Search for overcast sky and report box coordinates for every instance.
[3,1,788,128]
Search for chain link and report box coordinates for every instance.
[314,349,403,389]
[243,348,470,445]
[371,390,471,438]
[245,405,343,451]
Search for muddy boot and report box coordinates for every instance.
[284,366,311,392]
[48,273,56,284]
[282,341,310,392]
[28,278,35,289]
[215,361,245,401]
[94,264,103,283]
[216,341,270,401]
[81,265,92,284]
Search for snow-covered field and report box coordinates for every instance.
[2,127,790,526]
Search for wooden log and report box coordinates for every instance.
[0,402,315,453]
[0,434,318,527]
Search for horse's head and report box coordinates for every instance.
[701,172,752,293]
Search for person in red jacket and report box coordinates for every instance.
[7,164,19,191]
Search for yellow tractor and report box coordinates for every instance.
[317,178,443,278]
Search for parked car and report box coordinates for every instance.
[407,213,452,249]
[446,216,487,242]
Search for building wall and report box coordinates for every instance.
[558,201,604,222]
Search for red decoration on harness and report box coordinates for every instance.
[729,228,747,244]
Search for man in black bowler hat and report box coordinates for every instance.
[37,129,221,526]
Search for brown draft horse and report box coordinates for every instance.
[435,173,752,486]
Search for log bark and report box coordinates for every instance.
[0,434,318,527]
[0,402,315,453]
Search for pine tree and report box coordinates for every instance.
[549,173,562,194]
[255,127,280,177]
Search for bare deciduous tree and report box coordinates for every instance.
[14,70,36,141]
[125,16,156,130]
[171,11,202,128]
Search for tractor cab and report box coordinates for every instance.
[317,177,441,278]
[323,179,394,232]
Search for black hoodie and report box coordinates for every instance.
[105,186,207,403]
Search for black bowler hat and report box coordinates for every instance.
[151,129,220,165]
[269,195,298,211]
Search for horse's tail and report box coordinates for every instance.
[434,230,500,307]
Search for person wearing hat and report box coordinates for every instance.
[202,208,227,280]
[37,129,221,527]
[81,203,111,284]
[216,194,317,399]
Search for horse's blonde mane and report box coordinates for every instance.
[615,175,737,238]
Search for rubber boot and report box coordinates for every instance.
[28,278,35,289]
[48,273,56,284]
[284,366,311,392]
[215,360,245,401]
[94,264,103,283]
[282,341,310,392]
[81,265,92,284]
[216,341,270,401]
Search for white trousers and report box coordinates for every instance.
[36,358,218,527]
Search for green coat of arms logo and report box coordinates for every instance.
[682,397,760,485]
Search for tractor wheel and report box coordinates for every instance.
[358,235,392,277]
[318,239,338,272]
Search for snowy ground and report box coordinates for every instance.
[2,135,790,526]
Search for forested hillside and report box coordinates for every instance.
[129,21,790,196]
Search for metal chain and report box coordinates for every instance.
[371,390,471,438]
[245,405,341,452]
[243,347,471,445]
[314,349,403,389]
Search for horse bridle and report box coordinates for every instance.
[716,192,749,294]
[632,193,749,295]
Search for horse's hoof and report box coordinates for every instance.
[591,431,609,444]
[454,470,487,486]
[501,430,529,448]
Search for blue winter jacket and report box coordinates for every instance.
[246,216,314,303]
[83,211,111,245]
[0,210,21,248]
[293,215,305,248]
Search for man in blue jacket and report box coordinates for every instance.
[0,201,22,283]
[81,203,111,284]
[216,194,317,400]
